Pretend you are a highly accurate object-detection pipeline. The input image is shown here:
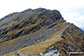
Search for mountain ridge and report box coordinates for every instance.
[0,8,84,56]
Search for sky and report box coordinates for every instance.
[0,0,84,28]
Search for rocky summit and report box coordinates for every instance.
[0,8,84,56]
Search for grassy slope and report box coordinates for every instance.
[3,23,70,56]
[3,36,62,56]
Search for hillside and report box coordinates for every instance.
[0,8,84,56]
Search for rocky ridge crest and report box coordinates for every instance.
[0,8,84,56]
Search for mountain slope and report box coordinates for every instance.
[0,8,84,56]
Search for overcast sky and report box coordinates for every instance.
[0,0,84,28]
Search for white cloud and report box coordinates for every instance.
[0,0,84,28]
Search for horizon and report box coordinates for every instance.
[0,0,84,28]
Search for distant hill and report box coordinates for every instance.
[81,28,84,31]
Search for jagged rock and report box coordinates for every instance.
[0,30,8,36]
[9,24,19,31]
[63,43,69,50]
[40,17,56,26]
[11,30,23,39]
[0,8,84,56]
[16,52,24,56]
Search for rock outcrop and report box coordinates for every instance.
[0,8,84,56]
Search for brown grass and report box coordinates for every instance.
[3,35,62,56]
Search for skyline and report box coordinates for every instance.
[0,0,84,28]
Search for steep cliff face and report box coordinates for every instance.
[0,8,84,56]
